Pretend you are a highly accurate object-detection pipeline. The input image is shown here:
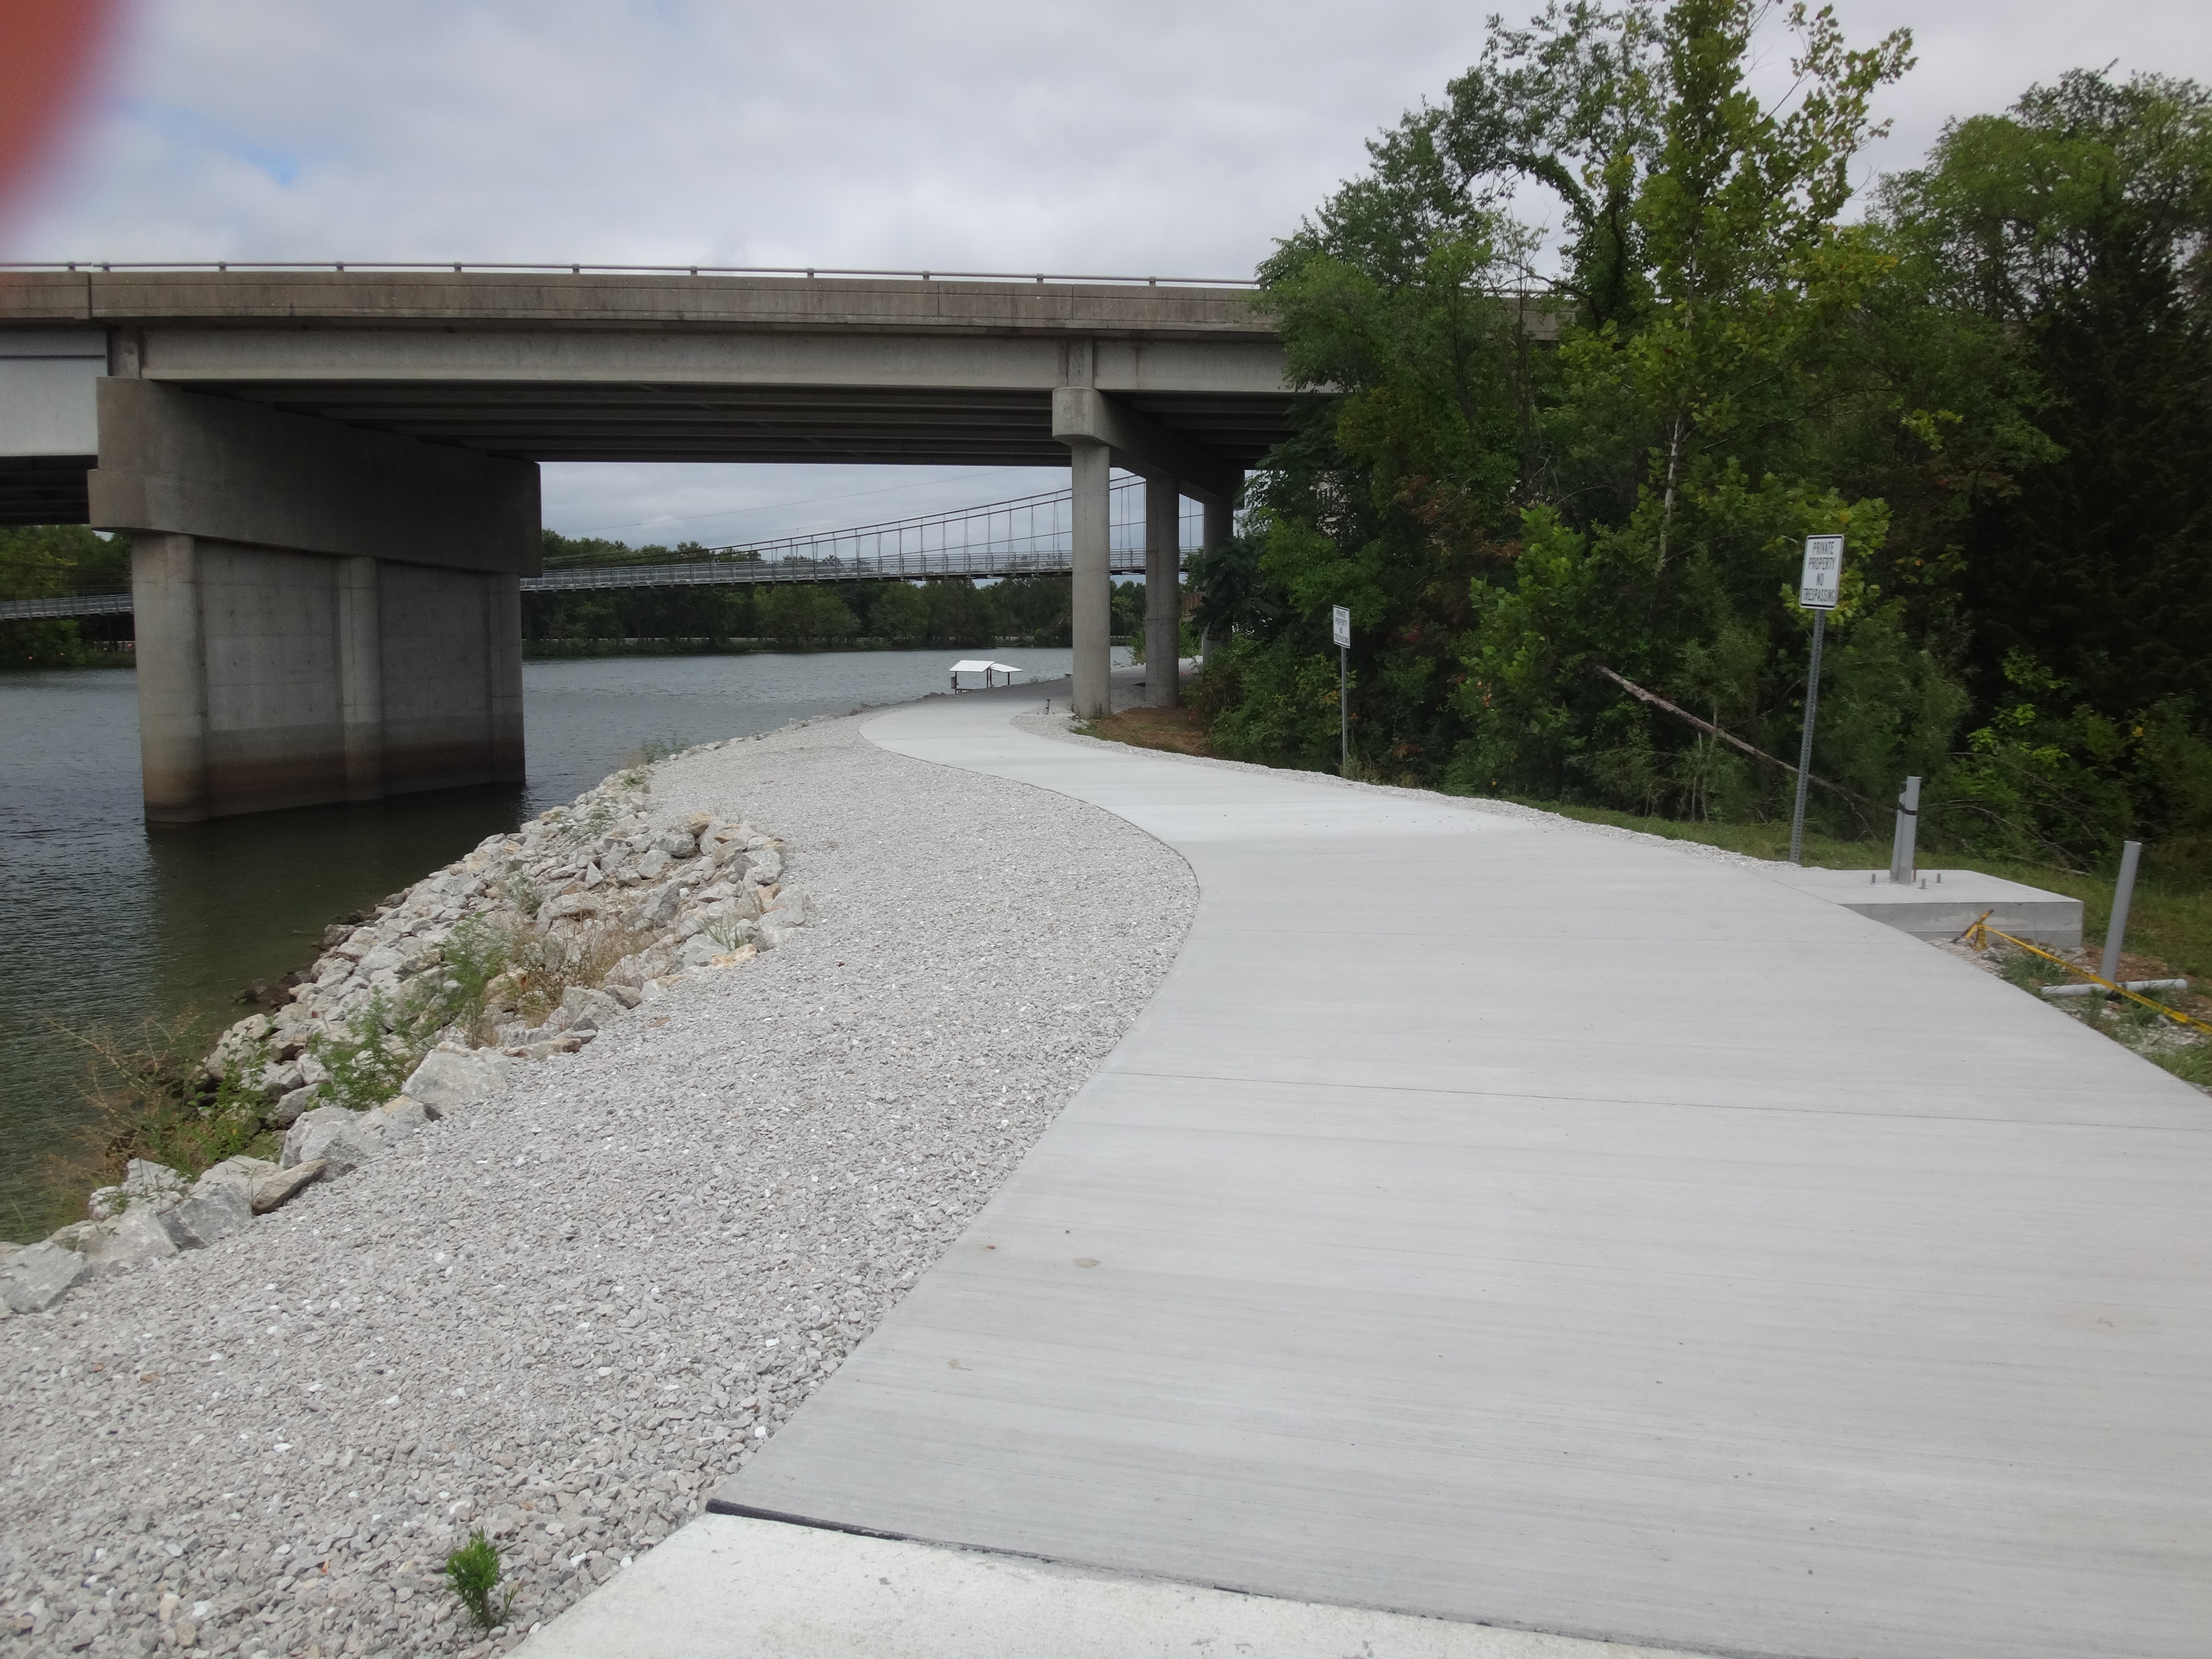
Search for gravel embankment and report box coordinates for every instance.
[0,707,1197,1658]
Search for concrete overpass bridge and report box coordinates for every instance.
[0,264,1292,820]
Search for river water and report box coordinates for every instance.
[0,648,1111,1236]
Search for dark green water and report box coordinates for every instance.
[0,649,1097,1236]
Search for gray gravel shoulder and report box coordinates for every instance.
[0,709,1196,1657]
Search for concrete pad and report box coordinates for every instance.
[519,1514,1710,1659]
[1762,863,2083,948]
[699,678,2212,1659]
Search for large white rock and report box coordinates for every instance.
[558,987,626,1033]
[371,1097,431,1135]
[0,1241,87,1313]
[401,1047,512,1115]
[160,1180,255,1250]
[631,881,684,932]
[123,1159,189,1203]
[269,1083,322,1127]
[192,1155,278,1194]
[281,1106,390,1175]
[250,1159,326,1214]
[82,1207,179,1279]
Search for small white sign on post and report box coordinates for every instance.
[1331,605,1351,648]
[1799,535,1845,610]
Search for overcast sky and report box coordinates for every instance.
[9,0,2207,543]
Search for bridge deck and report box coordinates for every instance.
[0,270,1296,517]
[700,677,2212,1659]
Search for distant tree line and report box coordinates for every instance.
[526,529,1153,652]
[0,524,132,667]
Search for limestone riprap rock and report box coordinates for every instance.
[280,1105,389,1175]
[250,1159,326,1213]
[269,1082,322,1127]
[160,1181,254,1250]
[371,1097,430,1135]
[195,1153,279,1188]
[0,1241,87,1312]
[558,986,626,1034]
[119,1159,189,1212]
[81,1207,178,1279]
[400,1047,512,1114]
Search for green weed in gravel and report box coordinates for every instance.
[442,1528,515,1631]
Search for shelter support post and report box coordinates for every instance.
[1069,443,1112,719]
[1144,478,1181,708]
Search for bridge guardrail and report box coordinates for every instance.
[0,592,132,621]
[0,260,1260,289]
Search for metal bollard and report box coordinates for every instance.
[1889,776,1921,884]
[2100,840,2144,989]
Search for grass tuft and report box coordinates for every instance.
[29,1013,282,1236]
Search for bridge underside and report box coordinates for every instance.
[148,382,1292,473]
[0,454,95,522]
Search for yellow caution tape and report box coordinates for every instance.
[1957,910,2212,1036]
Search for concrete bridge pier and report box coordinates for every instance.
[1143,478,1181,708]
[1054,382,1242,719]
[92,379,539,824]
[1067,445,1114,718]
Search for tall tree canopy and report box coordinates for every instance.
[1197,1,2212,867]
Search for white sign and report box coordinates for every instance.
[1331,605,1351,648]
[1799,535,1845,610]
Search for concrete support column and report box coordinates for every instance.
[485,574,525,784]
[1200,497,1233,671]
[337,555,384,802]
[1144,478,1181,708]
[131,532,209,825]
[92,379,540,820]
[1069,444,1112,718]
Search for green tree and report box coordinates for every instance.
[757,586,858,647]
[870,581,930,644]
[0,525,132,668]
[1211,0,1959,829]
[1879,70,2212,721]
[923,580,994,648]
[991,574,1072,645]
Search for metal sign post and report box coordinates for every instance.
[1331,605,1351,773]
[1788,536,1844,866]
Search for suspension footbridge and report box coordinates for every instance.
[0,477,1209,621]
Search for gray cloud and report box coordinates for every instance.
[9,0,2205,537]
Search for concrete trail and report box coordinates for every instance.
[536,677,2212,1659]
